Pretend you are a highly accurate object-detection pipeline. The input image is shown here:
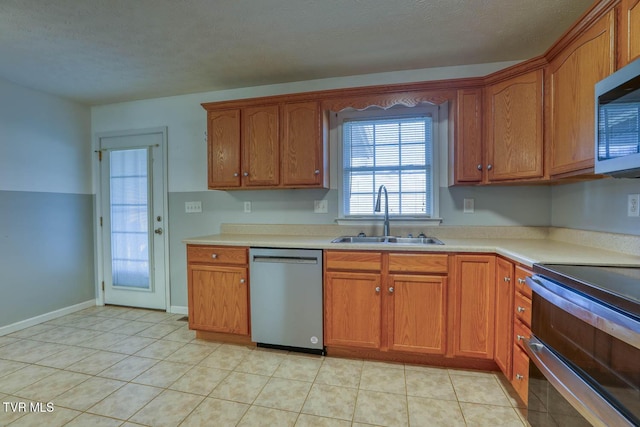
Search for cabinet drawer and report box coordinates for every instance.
[388,253,448,274]
[187,245,248,265]
[511,343,529,405]
[515,266,532,299]
[513,318,531,353]
[514,291,532,327]
[325,251,382,272]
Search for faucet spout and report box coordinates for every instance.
[374,185,390,236]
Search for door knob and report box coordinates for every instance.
[154,228,163,235]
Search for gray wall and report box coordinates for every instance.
[0,191,95,326]
[168,185,551,306]
[551,178,640,236]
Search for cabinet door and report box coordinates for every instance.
[208,109,241,189]
[453,89,484,183]
[486,70,544,181]
[388,274,447,355]
[494,258,514,379]
[324,271,381,349]
[619,0,640,66]
[549,10,615,176]
[281,101,323,186]
[188,265,249,335]
[242,105,280,186]
[451,255,496,359]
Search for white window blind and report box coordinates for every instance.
[598,103,640,160]
[342,114,434,217]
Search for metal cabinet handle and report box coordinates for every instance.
[487,164,493,170]
[477,164,482,171]
[517,306,526,313]
[154,228,163,235]
[211,254,218,259]
[517,334,525,341]
[240,278,245,284]
[314,169,320,175]
[243,172,249,177]
[375,286,380,293]
[233,173,239,177]
[388,287,394,294]
[518,278,526,284]
[504,277,511,282]
[516,374,524,380]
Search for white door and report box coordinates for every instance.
[99,129,168,310]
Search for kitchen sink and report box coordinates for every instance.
[331,236,444,245]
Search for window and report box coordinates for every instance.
[338,105,440,219]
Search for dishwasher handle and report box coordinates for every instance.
[252,255,318,265]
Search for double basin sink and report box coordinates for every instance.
[331,236,444,245]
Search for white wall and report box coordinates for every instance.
[0,79,92,194]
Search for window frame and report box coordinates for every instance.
[336,104,441,222]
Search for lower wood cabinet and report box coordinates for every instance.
[494,257,515,379]
[451,255,496,359]
[187,245,249,335]
[324,270,382,349]
[388,274,447,355]
[324,251,448,356]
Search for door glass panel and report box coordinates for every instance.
[109,148,151,290]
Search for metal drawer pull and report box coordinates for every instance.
[375,287,380,293]
[233,173,239,177]
[388,287,394,294]
[517,334,525,341]
[477,164,482,170]
[314,169,320,174]
[504,277,511,282]
[516,374,524,380]
[517,306,526,313]
[211,254,218,259]
[518,278,526,284]
[240,278,245,284]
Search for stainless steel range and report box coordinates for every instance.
[525,264,640,427]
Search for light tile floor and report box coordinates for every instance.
[0,306,529,426]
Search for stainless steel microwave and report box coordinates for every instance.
[595,57,640,178]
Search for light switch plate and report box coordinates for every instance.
[185,201,202,213]
[314,200,328,213]
[463,198,474,214]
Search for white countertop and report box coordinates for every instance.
[183,233,640,268]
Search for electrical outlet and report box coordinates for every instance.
[244,201,252,213]
[314,200,328,213]
[185,201,202,213]
[628,194,639,217]
[463,198,474,214]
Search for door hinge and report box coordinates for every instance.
[101,281,105,291]
[100,217,103,227]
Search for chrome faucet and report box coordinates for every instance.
[374,185,390,237]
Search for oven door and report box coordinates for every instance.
[525,275,640,427]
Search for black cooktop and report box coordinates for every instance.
[533,264,640,320]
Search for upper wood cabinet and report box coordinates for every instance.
[208,109,241,188]
[450,254,496,359]
[548,9,616,177]
[282,101,326,186]
[242,105,280,187]
[485,70,544,181]
[619,0,640,66]
[205,99,328,190]
[452,88,484,184]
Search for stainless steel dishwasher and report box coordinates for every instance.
[249,248,324,354]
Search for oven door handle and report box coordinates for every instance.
[524,336,635,427]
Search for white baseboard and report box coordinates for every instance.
[169,306,188,315]
[0,300,96,336]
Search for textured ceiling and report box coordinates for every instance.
[0,0,594,105]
